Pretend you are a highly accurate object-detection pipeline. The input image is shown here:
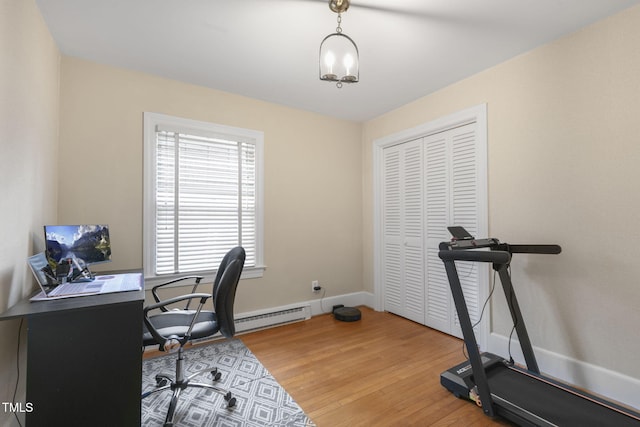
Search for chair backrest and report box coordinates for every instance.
[214,246,245,339]
[213,246,244,297]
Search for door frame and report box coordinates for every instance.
[372,104,488,344]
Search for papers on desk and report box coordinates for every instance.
[30,271,142,302]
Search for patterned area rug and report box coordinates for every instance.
[142,339,315,427]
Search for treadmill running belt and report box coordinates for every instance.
[487,366,640,426]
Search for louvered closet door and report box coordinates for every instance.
[382,139,425,324]
[425,122,481,338]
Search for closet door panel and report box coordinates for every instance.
[382,140,425,324]
[403,142,425,323]
[382,146,403,315]
[424,132,451,332]
[449,124,481,336]
[451,125,479,235]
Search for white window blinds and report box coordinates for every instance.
[145,113,263,278]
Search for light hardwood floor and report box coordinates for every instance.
[240,306,513,427]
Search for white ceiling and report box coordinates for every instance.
[35,0,640,122]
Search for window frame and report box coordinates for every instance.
[143,112,265,287]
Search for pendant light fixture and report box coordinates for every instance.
[319,0,359,88]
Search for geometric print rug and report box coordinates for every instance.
[141,339,315,427]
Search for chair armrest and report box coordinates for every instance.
[144,293,212,315]
[143,292,212,350]
[151,276,204,311]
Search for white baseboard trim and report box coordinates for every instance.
[234,291,374,320]
[488,332,640,411]
[306,291,375,317]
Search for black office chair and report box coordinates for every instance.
[142,246,245,427]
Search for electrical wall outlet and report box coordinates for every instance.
[312,280,320,293]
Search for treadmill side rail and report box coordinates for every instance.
[440,255,496,417]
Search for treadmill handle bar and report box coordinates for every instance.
[507,244,561,255]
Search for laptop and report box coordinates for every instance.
[28,252,142,301]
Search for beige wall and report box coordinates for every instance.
[0,0,60,425]
[4,0,640,419]
[58,57,363,313]
[363,5,640,381]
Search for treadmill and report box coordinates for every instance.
[438,229,640,426]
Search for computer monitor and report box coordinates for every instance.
[44,224,112,267]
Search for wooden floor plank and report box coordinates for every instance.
[241,307,513,426]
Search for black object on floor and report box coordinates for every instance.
[333,306,361,322]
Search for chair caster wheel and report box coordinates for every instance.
[227,397,236,408]
[211,368,222,381]
[224,391,236,408]
[155,375,169,387]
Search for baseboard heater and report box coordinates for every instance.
[234,305,311,334]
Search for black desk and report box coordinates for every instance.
[0,279,144,426]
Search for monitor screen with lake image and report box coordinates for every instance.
[44,224,112,266]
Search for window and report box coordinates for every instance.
[144,112,264,282]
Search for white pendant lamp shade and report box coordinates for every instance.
[319,32,359,86]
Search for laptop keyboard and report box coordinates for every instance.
[52,282,101,296]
